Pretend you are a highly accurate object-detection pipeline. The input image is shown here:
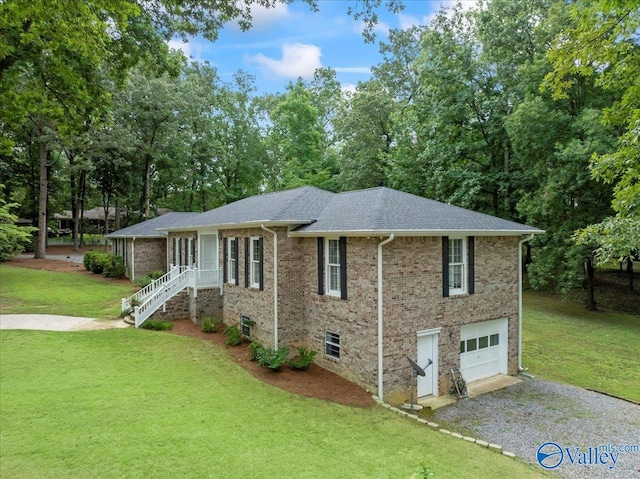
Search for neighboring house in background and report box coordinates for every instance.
[106,212,199,280]
[55,207,117,234]
[108,186,543,404]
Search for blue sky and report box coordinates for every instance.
[168,1,476,95]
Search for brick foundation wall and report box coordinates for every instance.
[148,289,191,321]
[220,228,275,345]
[381,236,520,403]
[297,236,379,392]
[191,288,223,324]
[133,238,166,280]
[148,287,222,325]
[169,227,524,405]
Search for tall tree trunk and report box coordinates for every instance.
[79,172,86,247]
[585,258,597,311]
[69,152,79,251]
[141,154,152,220]
[115,196,122,231]
[35,131,47,259]
[627,257,634,292]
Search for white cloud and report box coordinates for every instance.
[230,2,290,31]
[398,1,479,29]
[341,83,358,95]
[398,13,432,30]
[167,39,193,59]
[334,66,372,74]
[249,43,322,79]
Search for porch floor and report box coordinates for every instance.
[418,374,522,410]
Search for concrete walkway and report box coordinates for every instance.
[0,314,130,331]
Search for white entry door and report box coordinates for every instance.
[416,330,439,397]
[460,318,508,382]
[199,234,218,270]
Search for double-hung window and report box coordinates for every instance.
[326,239,341,297]
[250,237,261,288]
[443,236,474,297]
[227,237,237,284]
[448,238,466,295]
[325,331,340,359]
[318,237,347,300]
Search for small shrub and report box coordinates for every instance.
[83,251,98,271]
[88,252,110,274]
[104,255,126,278]
[201,317,219,333]
[248,341,263,361]
[135,270,165,288]
[140,320,174,331]
[256,346,290,372]
[288,346,317,371]
[223,324,242,346]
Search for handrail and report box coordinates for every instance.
[126,267,222,328]
[121,265,188,314]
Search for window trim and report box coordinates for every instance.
[448,237,467,296]
[227,237,237,285]
[324,330,341,360]
[249,236,261,289]
[325,238,341,297]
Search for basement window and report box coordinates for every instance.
[241,315,252,338]
[325,330,340,359]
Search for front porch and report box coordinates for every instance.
[122,265,223,327]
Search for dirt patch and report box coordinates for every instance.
[169,319,375,408]
[6,245,129,284]
[6,249,375,408]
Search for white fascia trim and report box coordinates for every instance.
[417,327,442,337]
[289,229,545,238]
[166,220,312,233]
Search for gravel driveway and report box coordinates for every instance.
[433,376,640,479]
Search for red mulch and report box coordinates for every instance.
[6,246,374,408]
[169,319,374,407]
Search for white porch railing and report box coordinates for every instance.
[121,265,221,328]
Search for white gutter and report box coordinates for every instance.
[518,233,535,371]
[131,237,136,280]
[261,224,278,350]
[377,234,395,401]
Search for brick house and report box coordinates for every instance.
[110,186,543,403]
[106,212,199,280]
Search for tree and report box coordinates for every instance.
[267,81,337,190]
[0,189,36,261]
[544,0,640,265]
[335,79,397,190]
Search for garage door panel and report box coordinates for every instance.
[460,318,508,382]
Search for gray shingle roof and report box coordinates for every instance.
[106,212,200,238]
[155,186,542,236]
[293,187,543,236]
[172,186,336,230]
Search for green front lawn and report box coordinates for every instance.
[0,330,543,479]
[522,292,640,403]
[0,265,135,318]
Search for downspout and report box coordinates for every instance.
[131,237,136,281]
[377,234,395,401]
[518,233,535,371]
[261,224,278,350]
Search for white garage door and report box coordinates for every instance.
[460,318,508,382]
